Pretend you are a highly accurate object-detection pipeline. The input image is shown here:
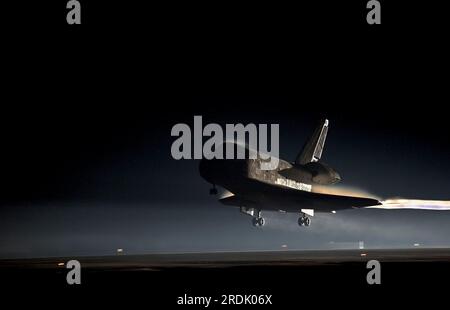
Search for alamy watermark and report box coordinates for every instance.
[366,260,381,285]
[171,116,280,170]
[66,0,81,25]
[366,0,381,25]
[66,1,380,26]
[66,260,81,285]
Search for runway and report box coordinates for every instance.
[2,247,450,306]
[2,248,450,271]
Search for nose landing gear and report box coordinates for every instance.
[298,215,311,227]
[252,216,265,227]
[240,207,265,227]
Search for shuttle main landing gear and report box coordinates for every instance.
[298,215,311,227]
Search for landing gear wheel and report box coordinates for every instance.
[258,217,265,227]
[304,217,311,227]
[252,217,265,227]
[298,216,311,227]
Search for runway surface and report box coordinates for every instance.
[2,248,450,307]
[2,248,450,270]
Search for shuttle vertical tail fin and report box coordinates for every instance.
[295,119,329,165]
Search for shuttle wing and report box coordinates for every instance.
[279,187,382,212]
[219,178,381,213]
